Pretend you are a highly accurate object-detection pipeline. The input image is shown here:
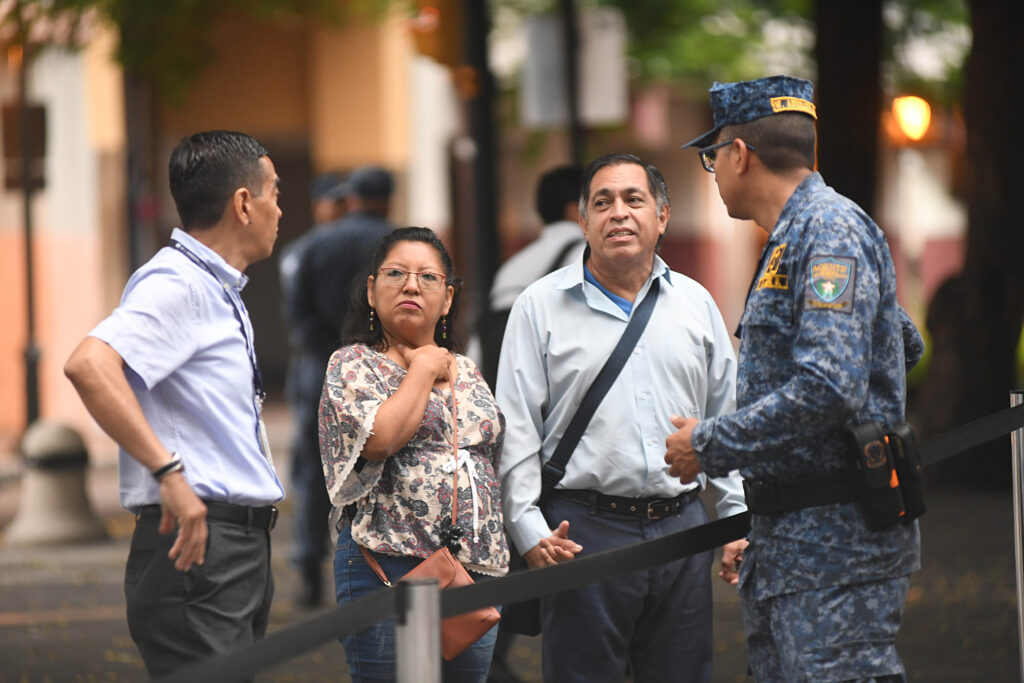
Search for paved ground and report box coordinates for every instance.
[0,404,1019,681]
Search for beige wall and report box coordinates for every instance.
[309,15,411,174]
[0,27,125,458]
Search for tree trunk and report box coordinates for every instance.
[814,0,882,213]
[917,0,1024,486]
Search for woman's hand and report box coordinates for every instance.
[398,343,452,383]
[361,344,454,461]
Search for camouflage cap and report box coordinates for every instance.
[680,75,817,149]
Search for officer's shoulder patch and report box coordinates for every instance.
[804,255,856,313]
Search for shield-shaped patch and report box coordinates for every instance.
[806,256,856,312]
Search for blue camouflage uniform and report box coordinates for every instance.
[684,76,925,682]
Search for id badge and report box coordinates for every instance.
[256,398,275,469]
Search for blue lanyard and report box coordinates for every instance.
[170,239,266,406]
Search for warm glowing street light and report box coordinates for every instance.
[892,95,932,141]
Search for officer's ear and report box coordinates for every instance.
[733,139,756,175]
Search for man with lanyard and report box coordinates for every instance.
[65,130,285,677]
[667,76,925,681]
[497,153,747,682]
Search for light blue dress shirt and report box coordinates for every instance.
[91,228,285,509]
[496,254,746,555]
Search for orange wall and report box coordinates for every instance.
[161,16,310,139]
[0,228,109,455]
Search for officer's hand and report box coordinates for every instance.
[523,521,583,569]
[665,415,702,484]
[158,474,208,572]
[719,539,748,585]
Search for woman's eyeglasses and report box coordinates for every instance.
[698,138,757,173]
[376,267,447,290]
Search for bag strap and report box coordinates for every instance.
[539,277,662,505]
[447,361,459,525]
[359,356,462,587]
[359,545,393,586]
[546,236,584,275]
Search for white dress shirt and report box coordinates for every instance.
[91,228,284,509]
[496,253,745,555]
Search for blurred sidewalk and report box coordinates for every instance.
[0,404,1019,681]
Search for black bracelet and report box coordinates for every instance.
[152,453,184,482]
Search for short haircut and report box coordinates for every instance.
[579,153,670,221]
[343,226,463,352]
[168,130,269,231]
[721,112,816,173]
[536,165,583,224]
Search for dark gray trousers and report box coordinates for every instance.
[125,514,274,678]
[539,495,714,683]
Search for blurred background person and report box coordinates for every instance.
[279,165,394,607]
[475,164,585,389]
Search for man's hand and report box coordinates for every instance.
[522,521,583,569]
[664,415,702,484]
[719,539,748,585]
[158,473,209,571]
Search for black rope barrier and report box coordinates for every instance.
[155,587,396,683]
[154,402,1024,682]
[919,402,1024,467]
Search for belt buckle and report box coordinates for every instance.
[646,499,672,519]
[268,506,279,531]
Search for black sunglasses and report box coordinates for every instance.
[697,138,757,173]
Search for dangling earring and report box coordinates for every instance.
[369,309,375,332]
[441,315,447,340]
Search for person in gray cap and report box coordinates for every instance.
[309,171,350,225]
[279,165,395,606]
[666,75,926,681]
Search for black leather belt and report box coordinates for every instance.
[743,476,862,515]
[137,500,278,531]
[553,488,700,519]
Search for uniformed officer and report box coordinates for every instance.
[665,75,925,681]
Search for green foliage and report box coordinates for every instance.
[590,0,968,103]
[600,0,813,92]
[883,0,970,106]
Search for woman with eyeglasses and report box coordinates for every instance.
[319,226,508,682]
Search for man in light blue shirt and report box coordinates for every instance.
[497,153,747,682]
[65,130,285,677]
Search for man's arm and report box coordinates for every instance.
[64,337,208,571]
[496,295,581,568]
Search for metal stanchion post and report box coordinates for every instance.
[395,579,441,683]
[1011,390,1024,682]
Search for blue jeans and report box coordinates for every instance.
[334,527,498,682]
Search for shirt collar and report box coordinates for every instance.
[171,227,249,291]
[773,171,825,236]
[555,248,673,292]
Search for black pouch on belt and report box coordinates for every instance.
[888,422,926,524]
[848,422,905,530]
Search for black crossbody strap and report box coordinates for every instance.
[540,277,662,504]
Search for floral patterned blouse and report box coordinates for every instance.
[319,344,509,577]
